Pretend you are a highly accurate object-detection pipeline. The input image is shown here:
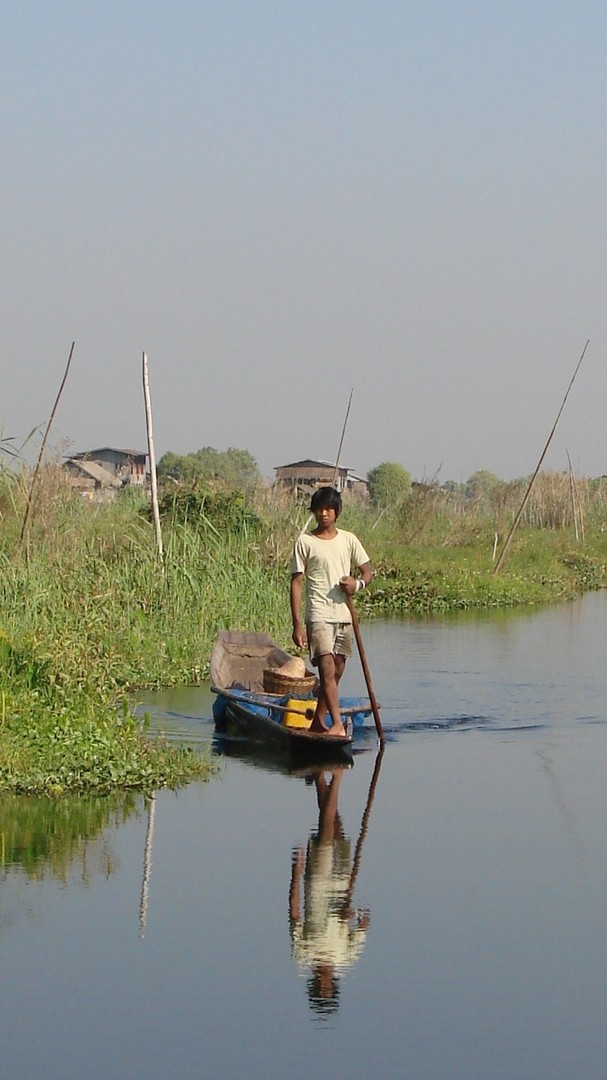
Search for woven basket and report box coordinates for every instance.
[263,668,317,695]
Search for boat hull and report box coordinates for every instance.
[214,688,366,759]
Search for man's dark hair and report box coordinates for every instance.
[310,486,342,517]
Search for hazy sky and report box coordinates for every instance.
[3,1,606,483]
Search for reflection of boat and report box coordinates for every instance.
[212,733,354,777]
[210,630,373,759]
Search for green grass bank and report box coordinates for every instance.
[1,467,607,795]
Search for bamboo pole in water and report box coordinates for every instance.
[142,352,163,561]
[20,341,76,544]
[494,340,589,574]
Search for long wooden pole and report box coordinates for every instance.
[346,593,384,744]
[331,388,384,741]
[20,340,76,543]
[142,352,163,561]
[494,340,589,574]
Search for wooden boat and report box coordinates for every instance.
[210,630,374,758]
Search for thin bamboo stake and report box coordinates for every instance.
[566,450,584,544]
[371,505,387,532]
[300,388,354,536]
[142,352,163,561]
[578,485,585,544]
[492,532,499,561]
[20,340,75,543]
[494,340,589,574]
[331,387,354,489]
[566,451,579,542]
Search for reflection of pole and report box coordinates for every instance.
[341,746,384,915]
[535,749,586,876]
[139,794,156,938]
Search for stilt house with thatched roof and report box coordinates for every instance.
[274,459,368,499]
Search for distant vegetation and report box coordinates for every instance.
[1,446,606,794]
[349,468,607,613]
[367,461,412,507]
[157,446,260,491]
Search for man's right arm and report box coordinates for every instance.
[290,573,306,648]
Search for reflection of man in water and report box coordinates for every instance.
[289,768,370,1016]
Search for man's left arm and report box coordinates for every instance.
[339,543,372,596]
[358,560,373,587]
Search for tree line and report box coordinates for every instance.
[156,447,604,513]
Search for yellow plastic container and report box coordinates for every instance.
[283,698,315,729]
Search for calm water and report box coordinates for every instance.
[3,593,607,1079]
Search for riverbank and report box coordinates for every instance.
[1,469,606,794]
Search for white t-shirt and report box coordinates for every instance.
[291,529,370,623]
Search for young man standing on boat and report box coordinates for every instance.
[290,486,372,737]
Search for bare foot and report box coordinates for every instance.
[309,712,347,737]
[309,719,329,734]
[327,721,347,738]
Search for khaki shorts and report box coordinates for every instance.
[307,621,353,665]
